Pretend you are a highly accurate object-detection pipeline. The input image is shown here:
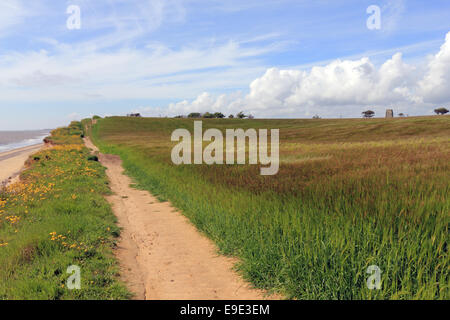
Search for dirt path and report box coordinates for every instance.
[84,137,272,300]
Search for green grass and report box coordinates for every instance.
[0,122,130,300]
[91,116,449,300]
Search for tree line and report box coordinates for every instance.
[175,111,254,119]
[361,107,449,118]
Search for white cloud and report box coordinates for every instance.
[381,0,406,34]
[0,0,28,34]
[1,0,449,121]
[140,31,450,118]
[419,32,450,104]
[0,40,273,101]
[67,112,80,121]
[70,0,185,32]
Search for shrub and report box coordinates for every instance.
[87,155,99,162]
[202,112,215,118]
[236,111,247,119]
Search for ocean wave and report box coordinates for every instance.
[0,133,49,153]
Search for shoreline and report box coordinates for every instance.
[0,121,131,299]
[0,143,44,186]
[0,132,50,153]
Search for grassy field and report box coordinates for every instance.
[0,121,130,299]
[91,116,449,300]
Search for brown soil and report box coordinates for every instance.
[84,137,275,300]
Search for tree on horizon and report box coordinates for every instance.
[434,107,449,115]
[236,111,247,119]
[187,112,202,118]
[202,112,215,118]
[362,110,375,118]
[214,112,225,118]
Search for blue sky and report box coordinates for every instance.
[1,0,450,129]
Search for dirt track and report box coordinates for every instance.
[84,137,272,300]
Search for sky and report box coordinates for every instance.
[0,0,450,130]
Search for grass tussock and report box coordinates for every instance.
[91,116,449,300]
[0,121,129,300]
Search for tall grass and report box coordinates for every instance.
[0,121,129,299]
[91,116,449,299]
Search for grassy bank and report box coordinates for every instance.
[0,121,129,299]
[92,116,449,300]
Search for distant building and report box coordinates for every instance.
[127,113,142,117]
[385,109,394,118]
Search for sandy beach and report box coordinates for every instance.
[0,144,43,186]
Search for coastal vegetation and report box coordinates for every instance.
[0,121,129,299]
[91,115,449,299]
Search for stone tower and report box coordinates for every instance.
[386,109,394,118]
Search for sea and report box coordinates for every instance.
[0,130,51,153]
